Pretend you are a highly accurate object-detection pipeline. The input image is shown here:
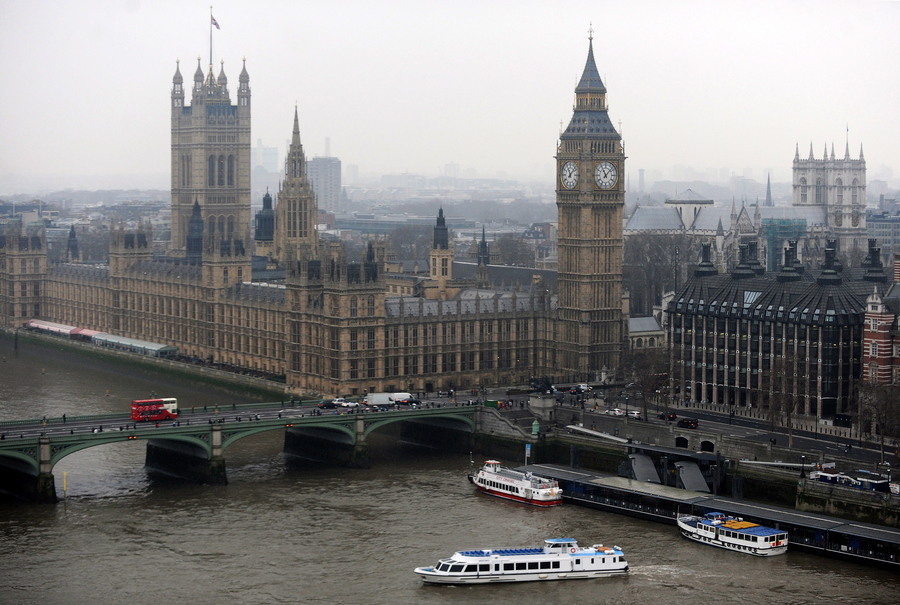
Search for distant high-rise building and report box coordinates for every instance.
[345,164,359,186]
[307,156,342,212]
[255,139,280,173]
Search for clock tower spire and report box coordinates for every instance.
[555,32,625,382]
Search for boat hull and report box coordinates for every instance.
[414,567,628,584]
[677,518,787,556]
[469,477,563,507]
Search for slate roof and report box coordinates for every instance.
[629,316,663,333]
[625,206,684,231]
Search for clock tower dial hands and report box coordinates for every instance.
[561,161,578,189]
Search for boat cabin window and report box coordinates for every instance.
[574,559,581,565]
[464,565,477,573]
[528,562,539,570]
[515,562,527,570]
[504,563,514,571]
[450,564,464,573]
[552,561,560,569]
[540,561,551,569]
[478,564,489,572]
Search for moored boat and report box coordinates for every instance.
[414,538,628,584]
[677,512,788,556]
[469,460,562,506]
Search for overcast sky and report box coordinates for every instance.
[2,0,899,195]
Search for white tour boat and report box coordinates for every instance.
[469,460,562,506]
[414,538,628,584]
[677,512,788,556]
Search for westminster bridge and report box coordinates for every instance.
[0,402,479,503]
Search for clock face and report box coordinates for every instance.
[595,161,618,189]
[561,161,578,189]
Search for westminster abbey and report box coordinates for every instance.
[0,39,626,397]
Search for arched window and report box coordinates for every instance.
[367,296,376,316]
[871,341,878,358]
[350,296,358,317]
[851,178,859,205]
[835,178,843,205]
[636,338,643,348]
[218,216,225,236]
[208,155,215,187]
[217,155,225,187]
[227,216,235,238]
[207,216,216,237]
[800,178,807,204]
[815,178,823,205]
[227,155,234,187]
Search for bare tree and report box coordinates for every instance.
[623,233,697,316]
[495,233,533,267]
[857,383,900,464]
[620,347,669,420]
[388,225,432,261]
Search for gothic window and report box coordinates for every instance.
[350,297,358,317]
[227,216,234,238]
[441,257,448,276]
[367,296,375,316]
[800,178,807,204]
[851,178,859,205]
[207,216,216,237]
[208,155,215,186]
[217,155,225,187]
[815,179,823,204]
[218,216,225,236]
[835,178,843,205]
[227,155,234,187]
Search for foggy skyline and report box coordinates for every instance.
[1,0,899,196]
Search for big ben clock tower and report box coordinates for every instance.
[556,31,625,381]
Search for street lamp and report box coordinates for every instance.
[800,455,806,479]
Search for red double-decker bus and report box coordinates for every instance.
[131,398,179,422]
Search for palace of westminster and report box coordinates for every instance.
[2,36,897,414]
[0,38,625,398]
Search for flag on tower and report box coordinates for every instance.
[211,15,220,29]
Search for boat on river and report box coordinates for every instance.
[469,460,562,506]
[677,512,788,556]
[414,538,628,584]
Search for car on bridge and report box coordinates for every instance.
[658,412,677,422]
[677,418,699,429]
[605,408,626,416]
[333,398,358,408]
[318,400,338,409]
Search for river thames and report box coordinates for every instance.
[0,335,897,604]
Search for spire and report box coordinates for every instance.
[794,143,800,161]
[561,29,617,140]
[808,142,815,160]
[845,139,851,160]
[859,143,865,161]
[830,142,835,160]
[433,207,449,250]
[765,173,773,207]
[239,57,249,84]
[217,59,228,86]
[172,59,183,85]
[292,105,301,145]
[575,28,605,94]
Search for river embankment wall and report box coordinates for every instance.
[1,329,286,400]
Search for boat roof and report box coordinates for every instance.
[544,538,576,544]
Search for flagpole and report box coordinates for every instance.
[209,6,213,68]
